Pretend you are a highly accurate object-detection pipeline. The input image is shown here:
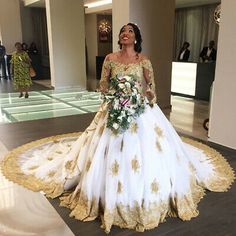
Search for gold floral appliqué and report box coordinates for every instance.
[48,171,56,178]
[111,160,119,176]
[131,156,140,173]
[130,122,138,134]
[156,139,162,152]
[155,125,163,137]
[151,179,159,194]
[86,160,92,172]
[65,160,73,170]
[117,181,123,194]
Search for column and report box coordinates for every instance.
[209,0,236,149]
[45,0,86,89]
[112,0,175,109]
[0,0,22,53]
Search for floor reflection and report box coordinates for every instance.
[0,142,74,236]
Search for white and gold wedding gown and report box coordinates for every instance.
[1,59,235,233]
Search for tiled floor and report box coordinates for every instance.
[0,88,101,123]
[169,95,209,140]
[0,84,209,141]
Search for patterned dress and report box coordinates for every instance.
[11,51,32,89]
[1,58,235,233]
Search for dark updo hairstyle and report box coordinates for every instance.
[15,42,22,47]
[118,22,142,53]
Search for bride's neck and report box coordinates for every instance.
[120,46,137,58]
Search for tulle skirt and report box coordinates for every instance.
[1,103,235,233]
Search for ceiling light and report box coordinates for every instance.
[84,0,112,8]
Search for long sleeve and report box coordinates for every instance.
[142,59,157,103]
[99,56,111,93]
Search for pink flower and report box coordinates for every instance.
[121,98,129,106]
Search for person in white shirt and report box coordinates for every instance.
[177,41,190,62]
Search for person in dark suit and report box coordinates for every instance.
[177,41,190,62]
[0,40,7,78]
[200,40,217,62]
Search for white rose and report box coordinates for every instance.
[129,109,135,115]
[113,123,119,129]
[118,83,125,89]
[124,75,132,81]
[125,82,131,88]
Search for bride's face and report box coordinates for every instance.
[119,25,136,46]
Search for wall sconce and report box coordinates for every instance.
[98,19,112,42]
[98,19,112,34]
[214,4,221,25]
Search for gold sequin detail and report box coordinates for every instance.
[65,160,73,170]
[155,126,163,137]
[151,179,159,194]
[117,181,122,194]
[82,137,88,147]
[53,140,60,143]
[47,156,53,161]
[28,165,39,170]
[111,160,119,176]
[130,122,138,133]
[156,140,162,152]
[48,171,56,178]
[99,125,105,136]
[131,157,140,173]
[56,150,62,154]
[86,160,92,172]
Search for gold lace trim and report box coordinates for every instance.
[59,136,234,233]
[59,182,204,234]
[142,59,157,103]
[182,137,235,191]
[1,132,234,233]
[99,58,111,92]
[1,132,82,198]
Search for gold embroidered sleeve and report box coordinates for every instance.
[99,57,111,93]
[142,59,157,103]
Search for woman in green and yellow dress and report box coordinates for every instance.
[11,42,32,98]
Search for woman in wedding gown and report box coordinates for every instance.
[1,23,235,233]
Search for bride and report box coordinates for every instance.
[1,23,235,233]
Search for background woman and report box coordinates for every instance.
[11,42,32,98]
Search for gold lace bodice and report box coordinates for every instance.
[99,58,156,103]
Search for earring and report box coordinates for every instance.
[134,40,137,44]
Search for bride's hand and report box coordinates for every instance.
[146,90,154,102]
[97,87,108,94]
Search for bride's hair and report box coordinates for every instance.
[118,22,143,53]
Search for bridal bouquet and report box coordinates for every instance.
[101,74,145,134]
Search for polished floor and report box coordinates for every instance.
[0,79,208,140]
[0,79,235,236]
